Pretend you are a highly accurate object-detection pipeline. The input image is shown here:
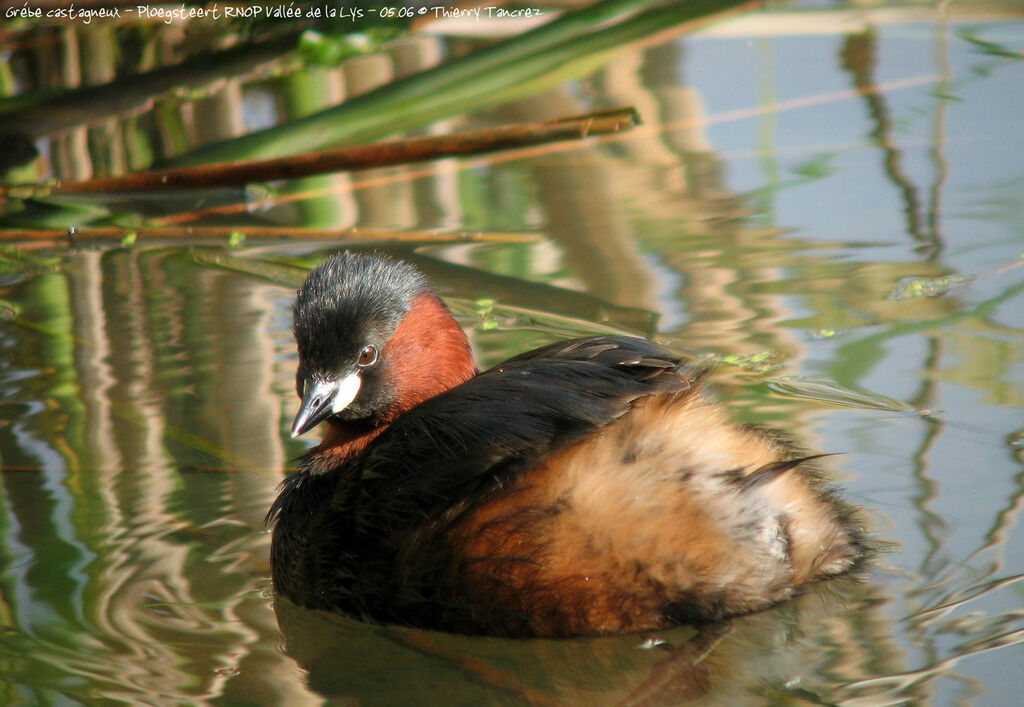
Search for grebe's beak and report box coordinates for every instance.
[290,372,362,438]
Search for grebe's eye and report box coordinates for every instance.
[357,344,378,368]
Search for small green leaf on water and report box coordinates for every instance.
[121,231,138,246]
[887,274,973,301]
[810,328,839,340]
[720,350,781,374]
[228,231,246,248]
[473,298,499,330]
[474,298,495,316]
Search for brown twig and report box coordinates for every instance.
[21,108,639,195]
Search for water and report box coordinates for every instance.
[1,3,1023,705]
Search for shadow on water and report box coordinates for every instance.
[1,1,1023,704]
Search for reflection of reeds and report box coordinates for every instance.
[498,47,809,364]
[0,31,297,171]
[0,248,313,701]
[2,0,753,227]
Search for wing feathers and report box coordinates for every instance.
[339,336,703,532]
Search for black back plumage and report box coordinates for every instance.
[349,336,706,530]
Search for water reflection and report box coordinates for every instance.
[1,2,1023,705]
[274,573,888,706]
[0,248,289,702]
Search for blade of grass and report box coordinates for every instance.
[168,0,751,165]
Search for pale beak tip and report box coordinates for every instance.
[289,416,308,438]
[287,372,360,440]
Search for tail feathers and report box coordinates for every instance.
[734,453,839,492]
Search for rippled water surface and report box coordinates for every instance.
[1,2,1023,704]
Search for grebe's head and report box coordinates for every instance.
[290,252,475,438]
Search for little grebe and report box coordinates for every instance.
[268,252,863,637]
